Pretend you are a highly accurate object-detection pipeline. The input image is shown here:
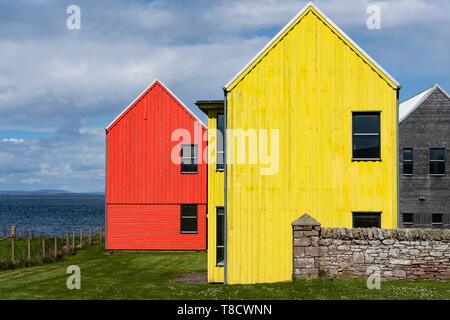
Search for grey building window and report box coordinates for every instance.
[180,205,197,233]
[432,213,443,226]
[403,148,413,175]
[352,112,381,160]
[352,212,381,228]
[402,213,414,225]
[217,114,225,171]
[216,207,225,266]
[429,148,445,175]
[181,144,198,174]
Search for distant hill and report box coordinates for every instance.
[0,189,104,195]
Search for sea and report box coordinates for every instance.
[0,194,105,237]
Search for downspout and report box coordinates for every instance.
[223,88,228,284]
[396,86,401,229]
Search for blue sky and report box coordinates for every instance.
[0,0,449,192]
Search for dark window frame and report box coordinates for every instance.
[352,211,382,228]
[352,111,381,161]
[216,113,225,172]
[402,148,414,176]
[402,213,414,225]
[429,148,446,176]
[180,204,198,234]
[216,206,225,266]
[181,144,198,174]
[432,213,443,226]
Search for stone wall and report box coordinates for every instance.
[292,214,450,281]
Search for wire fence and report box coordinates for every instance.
[0,225,104,270]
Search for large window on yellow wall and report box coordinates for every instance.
[216,114,225,171]
[216,207,225,266]
[352,112,381,161]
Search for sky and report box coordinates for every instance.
[0,0,449,192]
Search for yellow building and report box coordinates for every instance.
[199,2,400,284]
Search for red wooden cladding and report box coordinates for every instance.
[106,80,207,250]
[106,204,206,250]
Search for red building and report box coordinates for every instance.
[106,80,207,250]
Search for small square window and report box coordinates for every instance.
[352,212,381,228]
[181,205,197,233]
[432,213,443,225]
[216,207,225,266]
[429,148,445,175]
[216,114,225,171]
[403,213,413,225]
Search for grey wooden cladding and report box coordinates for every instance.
[399,87,450,228]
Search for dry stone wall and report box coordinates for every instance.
[292,214,450,281]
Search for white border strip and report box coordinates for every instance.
[106,79,206,130]
[224,1,400,90]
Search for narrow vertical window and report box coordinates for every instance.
[352,212,381,228]
[352,112,381,160]
[216,113,225,171]
[181,144,198,173]
[403,148,413,175]
[429,148,445,175]
[216,207,225,265]
[180,205,197,233]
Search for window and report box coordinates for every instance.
[216,207,225,265]
[352,212,381,228]
[429,148,445,175]
[432,213,443,225]
[216,114,225,171]
[181,144,198,173]
[403,213,414,225]
[352,112,381,160]
[403,148,413,175]
[180,205,197,233]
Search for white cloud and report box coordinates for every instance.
[21,178,40,184]
[2,138,24,144]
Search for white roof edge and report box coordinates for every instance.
[224,1,400,90]
[106,79,206,131]
[399,84,450,123]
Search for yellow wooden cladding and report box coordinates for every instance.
[205,110,225,283]
[224,7,399,284]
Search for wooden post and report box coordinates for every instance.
[100,225,102,243]
[54,236,57,257]
[89,226,92,246]
[72,231,75,252]
[80,229,83,249]
[66,232,70,254]
[42,237,45,258]
[11,226,15,263]
[27,237,31,260]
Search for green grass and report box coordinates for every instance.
[0,244,448,300]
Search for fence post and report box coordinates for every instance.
[89,226,92,246]
[66,232,70,255]
[28,237,31,260]
[42,237,45,258]
[100,225,102,243]
[11,226,15,263]
[72,231,75,252]
[80,229,83,249]
[54,236,57,257]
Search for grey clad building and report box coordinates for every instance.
[399,84,450,228]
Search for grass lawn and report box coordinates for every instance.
[0,243,448,300]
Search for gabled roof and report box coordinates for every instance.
[106,79,206,132]
[224,2,400,91]
[399,84,450,123]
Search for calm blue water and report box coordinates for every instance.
[0,194,105,237]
